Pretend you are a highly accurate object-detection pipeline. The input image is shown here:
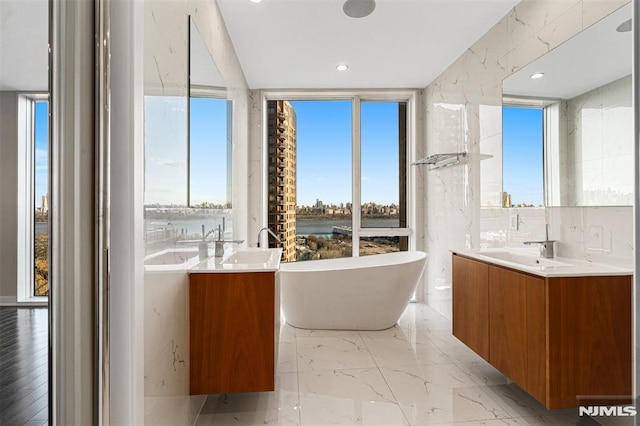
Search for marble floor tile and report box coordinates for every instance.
[195,373,300,426]
[440,414,580,425]
[294,328,361,338]
[380,364,512,425]
[298,368,409,425]
[146,394,206,426]
[277,339,298,373]
[482,383,577,419]
[361,333,451,368]
[194,303,590,425]
[358,324,421,340]
[381,364,478,391]
[458,362,508,387]
[279,323,297,343]
[296,335,377,372]
[424,330,488,365]
[397,305,453,333]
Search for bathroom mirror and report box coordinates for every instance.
[188,17,233,209]
[502,4,632,207]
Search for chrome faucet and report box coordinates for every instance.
[257,227,280,248]
[523,225,555,258]
[200,222,244,258]
[523,240,555,258]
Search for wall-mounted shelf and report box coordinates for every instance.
[412,152,466,170]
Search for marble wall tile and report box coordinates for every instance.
[479,134,503,207]
[583,0,630,28]
[143,0,250,424]
[547,206,584,257]
[506,0,581,53]
[532,1,583,53]
[144,271,189,397]
[578,206,633,266]
[563,75,633,205]
[505,32,550,74]
[247,90,265,244]
[423,0,632,318]
[467,15,509,80]
[144,0,188,96]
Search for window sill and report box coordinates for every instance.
[17,296,48,306]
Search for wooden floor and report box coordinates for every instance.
[0,307,49,426]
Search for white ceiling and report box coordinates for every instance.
[503,3,631,100]
[217,0,520,90]
[0,0,521,92]
[0,0,48,91]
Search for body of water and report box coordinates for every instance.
[35,223,48,235]
[146,217,398,240]
[149,217,233,237]
[297,218,399,238]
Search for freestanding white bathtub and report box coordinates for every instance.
[280,251,428,330]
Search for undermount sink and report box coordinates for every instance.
[479,250,573,268]
[222,249,274,265]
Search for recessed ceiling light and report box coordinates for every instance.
[343,0,376,18]
[250,0,262,3]
[530,73,545,79]
[336,64,349,71]
[617,19,632,32]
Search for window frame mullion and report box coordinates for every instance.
[352,96,361,257]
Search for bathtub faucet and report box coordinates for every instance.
[257,227,280,248]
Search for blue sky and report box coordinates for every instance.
[502,106,544,206]
[146,97,402,207]
[34,101,48,209]
[291,100,400,206]
[190,97,229,205]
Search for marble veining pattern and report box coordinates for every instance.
[144,0,251,423]
[424,0,633,319]
[194,304,587,426]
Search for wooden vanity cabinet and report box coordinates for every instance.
[452,253,632,409]
[488,265,546,404]
[189,271,277,395]
[452,254,489,361]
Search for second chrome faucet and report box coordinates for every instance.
[257,227,280,248]
[523,224,555,258]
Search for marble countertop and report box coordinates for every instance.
[453,248,632,278]
[189,247,283,273]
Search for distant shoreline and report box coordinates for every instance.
[297,214,398,221]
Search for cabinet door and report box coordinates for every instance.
[189,272,275,395]
[489,265,545,402]
[452,254,489,361]
[546,275,632,409]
